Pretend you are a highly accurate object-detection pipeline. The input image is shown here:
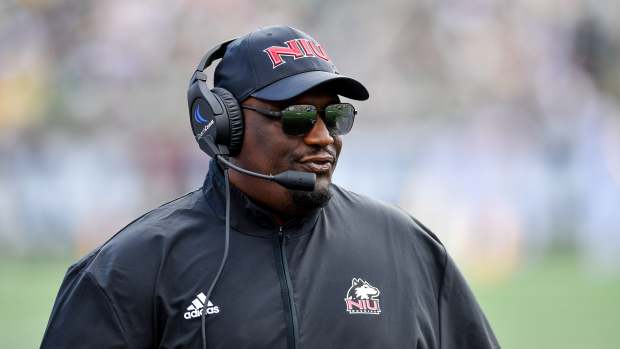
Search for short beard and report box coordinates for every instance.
[291,187,333,210]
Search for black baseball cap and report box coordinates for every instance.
[214,25,369,102]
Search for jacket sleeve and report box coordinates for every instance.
[438,254,500,349]
[40,262,130,349]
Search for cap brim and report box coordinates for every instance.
[250,70,369,102]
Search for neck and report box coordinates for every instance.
[228,169,310,224]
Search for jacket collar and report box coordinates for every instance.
[201,160,321,238]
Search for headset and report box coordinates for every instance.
[187,39,315,190]
[187,39,244,158]
[187,39,238,349]
[187,39,316,349]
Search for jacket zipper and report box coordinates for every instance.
[276,226,298,349]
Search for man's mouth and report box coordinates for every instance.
[297,154,335,174]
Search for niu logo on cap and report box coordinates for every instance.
[344,278,381,315]
[264,39,330,68]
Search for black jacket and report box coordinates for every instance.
[41,162,499,348]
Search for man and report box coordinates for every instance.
[41,25,499,348]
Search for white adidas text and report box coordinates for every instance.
[184,306,220,319]
[183,292,220,320]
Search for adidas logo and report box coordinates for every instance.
[183,292,220,320]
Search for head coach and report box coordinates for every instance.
[41,25,499,349]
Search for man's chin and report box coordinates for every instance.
[290,183,332,210]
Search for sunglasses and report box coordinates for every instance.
[241,103,357,136]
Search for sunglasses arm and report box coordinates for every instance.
[240,105,282,119]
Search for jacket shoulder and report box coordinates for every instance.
[42,191,210,348]
[329,184,446,254]
[77,189,214,284]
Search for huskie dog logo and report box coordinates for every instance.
[344,278,381,315]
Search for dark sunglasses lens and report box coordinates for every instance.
[324,103,355,135]
[281,105,317,135]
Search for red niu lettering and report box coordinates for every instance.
[264,39,330,68]
[346,299,380,313]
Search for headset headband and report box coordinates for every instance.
[197,39,235,72]
[189,39,236,87]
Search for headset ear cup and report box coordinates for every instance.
[212,87,244,156]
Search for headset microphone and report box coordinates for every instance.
[215,156,316,191]
[197,132,316,191]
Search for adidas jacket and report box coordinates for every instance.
[41,161,499,349]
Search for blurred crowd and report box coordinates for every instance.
[1,0,619,277]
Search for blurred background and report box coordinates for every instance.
[1,0,619,348]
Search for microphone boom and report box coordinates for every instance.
[216,155,316,191]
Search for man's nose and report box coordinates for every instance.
[303,116,334,146]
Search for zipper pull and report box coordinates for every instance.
[278,226,286,243]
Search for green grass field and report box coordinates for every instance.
[471,256,620,348]
[1,255,618,348]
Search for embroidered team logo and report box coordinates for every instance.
[263,38,331,68]
[344,278,381,315]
